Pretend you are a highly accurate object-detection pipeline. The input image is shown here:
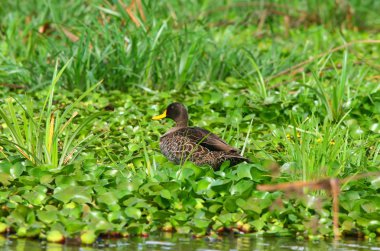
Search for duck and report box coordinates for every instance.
[152,102,249,169]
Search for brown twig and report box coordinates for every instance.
[119,0,146,28]
[0,83,27,89]
[330,178,340,238]
[61,27,79,43]
[257,171,380,238]
[257,178,332,192]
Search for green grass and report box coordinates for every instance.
[0,60,104,169]
[1,1,379,91]
[0,0,380,246]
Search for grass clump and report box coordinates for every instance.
[0,59,103,169]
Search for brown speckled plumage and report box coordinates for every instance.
[152,102,249,169]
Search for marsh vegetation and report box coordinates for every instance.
[0,0,379,248]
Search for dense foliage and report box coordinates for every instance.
[0,0,379,245]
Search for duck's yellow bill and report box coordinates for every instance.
[152,110,167,120]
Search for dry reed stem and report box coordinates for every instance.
[268,39,380,88]
[257,171,380,238]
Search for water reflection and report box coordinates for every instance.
[0,234,379,251]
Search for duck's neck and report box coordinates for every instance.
[163,121,187,136]
[176,120,188,128]
[175,112,188,128]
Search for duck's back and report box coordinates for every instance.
[159,127,247,169]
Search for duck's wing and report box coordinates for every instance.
[178,127,240,153]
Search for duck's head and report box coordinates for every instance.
[152,102,188,127]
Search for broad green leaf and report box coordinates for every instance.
[10,162,25,179]
[173,212,188,222]
[223,197,238,212]
[37,210,58,224]
[236,164,252,180]
[210,179,231,192]
[55,175,77,188]
[160,189,171,200]
[125,207,141,220]
[97,191,118,206]
[23,191,46,206]
[361,202,377,213]
[195,178,212,194]
[230,180,253,195]
[53,186,92,204]
[193,218,210,229]
[371,176,380,189]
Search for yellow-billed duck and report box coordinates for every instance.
[152,102,249,169]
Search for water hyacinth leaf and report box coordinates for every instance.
[369,123,380,133]
[0,173,11,186]
[27,226,44,238]
[18,176,38,186]
[193,218,211,230]
[125,177,145,192]
[371,176,380,189]
[211,179,232,192]
[139,182,163,195]
[230,179,254,195]
[22,191,46,206]
[0,191,10,203]
[195,178,212,194]
[236,198,262,214]
[361,201,377,213]
[37,210,58,224]
[251,218,266,231]
[134,200,150,209]
[97,191,119,206]
[0,162,12,173]
[10,195,23,204]
[344,191,361,200]
[173,212,189,222]
[177,167,195,181]
[176,225,191,234]
[26,210,36,224]
[189,164,205,179]
[160,189,171,200]
[125,207,142,219]
[81,230,97,245]
[154,196,170,208]
[357,217,371,227]
[126,223,143,235]
[10,162,25,179]
[28,167,49,179]
[152,210,172,220]
[17,227,27,237]
[108,211,126,223]
[161,181,181,191]
[91,219,113,232]
[368,220,380,232]
[342,220,355,231]
[0,223,7,233]
[217,212,240,225]
[62,219,87,234]
[53,186,92,204]
[55,175,77,188]
[209,204,222,213]
[236,164,252,180]
[47,230,64,243]
[223,197,238,212]
[123,197,146,207]
[40,174,54,184]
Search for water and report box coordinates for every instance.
[0,234,379,251]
